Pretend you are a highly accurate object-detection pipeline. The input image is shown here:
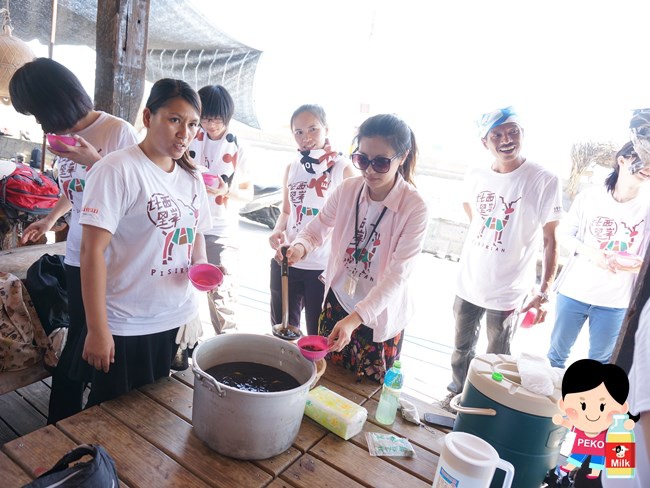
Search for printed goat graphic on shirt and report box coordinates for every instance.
[476,192,522,245]
[59,160,85,206]
[589,217,645,252]
[146,193,199,265]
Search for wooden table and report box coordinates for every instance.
[1,363,449,487]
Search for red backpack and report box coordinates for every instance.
[0,162,60,217]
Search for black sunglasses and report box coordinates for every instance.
[351,151,400,173]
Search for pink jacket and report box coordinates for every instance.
[293,175,429,342]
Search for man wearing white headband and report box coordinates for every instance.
[436,106,563,412]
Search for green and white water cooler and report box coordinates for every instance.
[452,354,565,488]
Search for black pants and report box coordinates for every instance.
[269,258,324,336]
[47,265,89,424]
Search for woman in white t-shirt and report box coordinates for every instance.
[78,79,211,405]
[281,114,429,381]
[268,104,355,335]
[9,57,139,423]
[547,141,650,369]
[603,239,650,487]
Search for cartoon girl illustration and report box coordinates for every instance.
[550,359,635,485]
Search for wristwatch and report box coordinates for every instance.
[537,291,550,303]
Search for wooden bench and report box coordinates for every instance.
[0,363,50,396]
[0,242,66,395]
[0,242,66,280]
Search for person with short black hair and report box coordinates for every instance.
[188,84,252,335]
[437,107,563,412]
[9,57,138,423]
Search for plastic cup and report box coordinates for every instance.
[188,263,224,292]
[46,134,78,152]
[520,310,537,329]
[202,173,220,187]
[297,335,329,361]
[614,251,643,268]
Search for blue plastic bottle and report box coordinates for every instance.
[375,360,404,425]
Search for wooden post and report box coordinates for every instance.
[94,0,150,125]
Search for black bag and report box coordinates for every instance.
[22,444,119,488]
[25,254,69,336]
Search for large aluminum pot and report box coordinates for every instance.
[192,333,316,460]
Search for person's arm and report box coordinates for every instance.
[80,224,114,373]
[205,174,229,198]
[21,193,72,243]
[191,232,208,265]
[640,413,650,464]
[48,135,103,168]
[521,220,559,324]
[269,164,291,250]
[229,179,253,203]
[327,312,363,352]
[462,202,473,223]
[227,144,254,203]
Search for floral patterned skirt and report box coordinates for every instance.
[318,289,403,383]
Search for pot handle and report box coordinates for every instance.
[192,362,225,397]
[449,394,497,416]
[309,358,327,389]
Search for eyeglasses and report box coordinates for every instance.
[351,151,400,173]
[201,117,224,127]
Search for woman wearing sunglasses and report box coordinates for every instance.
[547,140,650,370]
[280,114,429,381]
[268,104,355,336]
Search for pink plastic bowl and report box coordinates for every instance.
[520,309,537,329]
[188,263,224,292]
[202,173,219,187]
[46,134,77,152]
[297,335,329,361]
[615,251,643,268]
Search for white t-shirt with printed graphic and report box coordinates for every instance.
[79,145,211,336]
[557,186,650,308]
[188,127,248,236]
[56,111,139,266]
[332,198,386,313]
[286,152,348,270]
[457,160,563,310]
